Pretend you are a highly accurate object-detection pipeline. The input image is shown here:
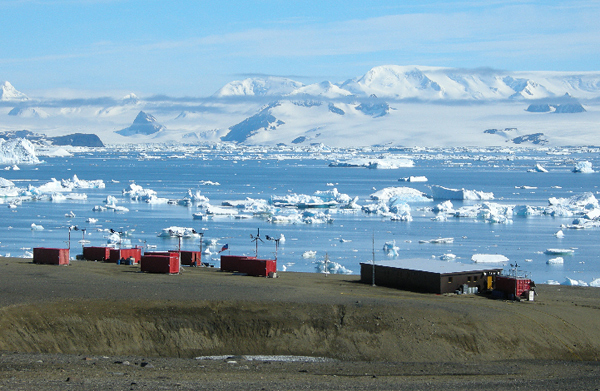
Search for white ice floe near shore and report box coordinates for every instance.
[562,277,588,286]
[302,250,316,258]
[314,258,353,274]
[431,185,494,201]
[440,253,457,261]
[572,161,594,173]
[270,188,353,208]
[547,257,564,264]
[471,254,509,263]
[158,226,201,238]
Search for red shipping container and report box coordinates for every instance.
[220,255,255,273]
[180,250,201,266]
[496,275,532,297]
[33,248,70,265]
[220,255,276,277]
[109,248,142,264]
[83,246,111,262]
[141,254,180,274]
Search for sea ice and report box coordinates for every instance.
[527,163,548,173]
[419,238,454,244]
[562,277,588,286]
[314,258,353,274]
[30,223,44,231]
[547,257,564,264]
[431,185,494,201]
[399,176,428,182]
[158,226,201,238]
[370,187,431,202]
[0,138,40,165]
[572,161,594,173]
[302,250,316,258]
[471,254,509,263]
[383,241,400,256]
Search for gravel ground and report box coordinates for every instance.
[1,258,599,389]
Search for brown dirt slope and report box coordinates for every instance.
[0,258,599,363]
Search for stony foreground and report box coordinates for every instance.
[1,258,599,389]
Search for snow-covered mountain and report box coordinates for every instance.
[214,76,303,97]
[3,65,600,147]
[0,81,28,101]
[116,111,166,137]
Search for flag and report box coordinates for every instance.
[219,244,229,253]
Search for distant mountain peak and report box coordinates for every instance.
[116,111,166,137]
[213,76,303,97]
[0,81,29,101]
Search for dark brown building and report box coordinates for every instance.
[360,259,502,294]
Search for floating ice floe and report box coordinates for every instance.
[545,248,574,255]
[399,176,428,182]
[370,187,431,202]
[562,277,587,286]
[383,241,400,256]
[471,254,509,263]
[432,200,454,214]
[302,250,316,258]
[270,188,353,209]
[65,211,76,218]
[572,161,594,173]
[527,163,548,173]
[122,183,159,202]
[158,226,201,238]
[545,279,560,285]
[547,257,564,264]
[199,180,220,186]
[452,202,514,224]
[86,217,98,224]
[30,223,44,231]
[590,278,600,287]
[313,258,353,274]
[431,185,494,201]
[439,253,457,261]
[419,237,454,244]
[329,157,414,169]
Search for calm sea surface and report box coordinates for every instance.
[2,146,599,285]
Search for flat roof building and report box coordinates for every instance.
[360,259,503,294]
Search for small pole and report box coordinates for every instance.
[371,231,376,287]
[324,252,329,277]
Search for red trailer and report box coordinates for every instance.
[108,248,142,264]
[82,246,111,262]
[495,275,533,298]
[33,248,70,265]
[180,250,201,266]
[140,254,180,274]
[220,255,276,277]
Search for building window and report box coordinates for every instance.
[448,277,453,283]
[474,276,478,281]
[467,277,471,282]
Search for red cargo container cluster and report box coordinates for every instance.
[33,248,70,265]
[220,255,276,277]
[495,275,533,298]
[141,252,180,274]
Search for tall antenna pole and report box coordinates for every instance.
[371,231,376,286]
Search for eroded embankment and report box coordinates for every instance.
[1,299,598,362]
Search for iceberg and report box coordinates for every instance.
[123,183,158,202]
[314,258,353,274]
[383,241,400,256]
[30,223,44,231]
[158,226,201,238]
[590,278,600,287]
[547,257,564,264]
[0,138,40,165]
[545,248,574,255]
[471,254,509,263]
[302,250,316,258]
[431,185,494,201]
[329,157,414,169]
[370,187,431,202]
[527,163,548,173]
[399,176,428,182]
[562,277,587,286]
[419,237,454,244]
[572,161,594,173]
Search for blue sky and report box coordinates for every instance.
[1,0,599,97]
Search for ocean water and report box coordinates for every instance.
[2,146,599,285]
